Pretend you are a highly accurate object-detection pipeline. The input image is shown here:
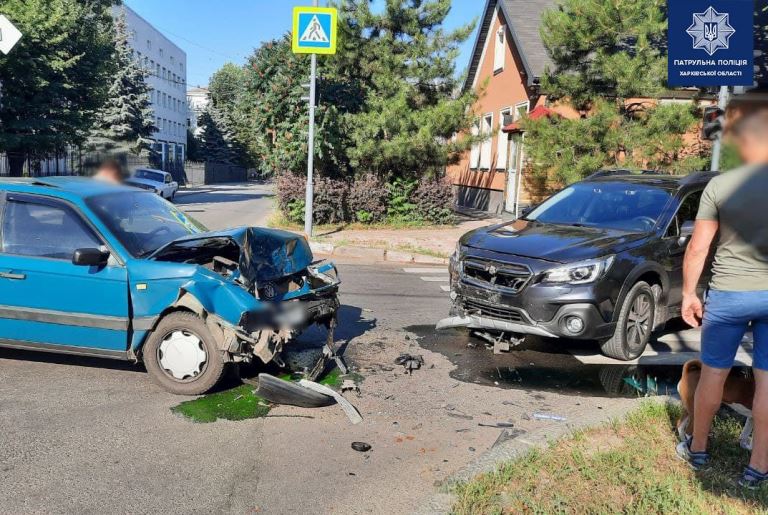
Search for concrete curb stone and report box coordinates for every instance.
[309,241,449,266]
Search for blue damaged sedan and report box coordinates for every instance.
[0,177,340,394]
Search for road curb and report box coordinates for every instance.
[415,398,645,514]
[309,241,449,265]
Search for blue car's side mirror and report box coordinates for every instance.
[72,248,110,267]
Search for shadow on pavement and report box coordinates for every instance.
[0,347,143,373]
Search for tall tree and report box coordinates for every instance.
[521,0,707,187]
[214,0,476,179]
[540,0,668,109]
[88,9,155,154]
[197,105,236,164]
[0,0,116,175]
[336,0,476,178]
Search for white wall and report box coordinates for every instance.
[116,5,188,157]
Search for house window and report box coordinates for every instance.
[479,113,493,170]
[493,26,506,72]
[497,108,512,170]
[146,39,152,50]
[469,119,481,169]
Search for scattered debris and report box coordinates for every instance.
[395,354,424,374]
[255,374,335,408]
[299,379,363,424]
[478,422,515,428]
[446,412,473,420]
[492,428,526,448]
[341,379,361,396]
[351,442,372,452]
[532,412,567,422]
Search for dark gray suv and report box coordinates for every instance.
[438,170,715,361]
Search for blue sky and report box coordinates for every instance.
[124,0,479,88]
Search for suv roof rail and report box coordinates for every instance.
[586,169,663,179]
[678,171,718,185]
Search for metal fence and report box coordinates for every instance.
[0,149,246,186]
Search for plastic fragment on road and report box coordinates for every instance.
[299,379,363,425]
[394,354,424,374]
[532,413,567,422]
[351,442,371,452]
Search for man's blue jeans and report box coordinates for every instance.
[702,289,768,370]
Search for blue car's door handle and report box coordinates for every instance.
[0,271,26,280]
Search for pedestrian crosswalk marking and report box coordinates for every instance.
[403,268,445,274]
[440,285,451,292]
[420,276,449,282]
[569,349,752,366]
[403,267,450,293]
[299,15,329,43]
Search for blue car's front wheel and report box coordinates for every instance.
[143,312,226,395]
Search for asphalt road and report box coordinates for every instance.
[174,182,275,230]
[0,183,734,514]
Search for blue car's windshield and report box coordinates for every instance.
[87,191,207,257]
[525,182,673,232]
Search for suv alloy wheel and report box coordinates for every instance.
[599,281,656,361]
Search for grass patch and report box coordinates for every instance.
[452,401,768,514]
[171,385,271,423]
[392,243,449,259]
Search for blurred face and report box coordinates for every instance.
[734,131,768,165]
[94,166,123,184]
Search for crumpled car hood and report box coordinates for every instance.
[151,227,313,285]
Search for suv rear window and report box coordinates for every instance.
[526,182,673,232]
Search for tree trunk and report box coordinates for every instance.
[7,152,25,177]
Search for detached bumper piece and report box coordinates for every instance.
[436,314,558,338]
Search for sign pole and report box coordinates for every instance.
[305,52,317,237]
[303,0,320,238]
[710,85,730,173]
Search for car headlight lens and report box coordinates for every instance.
[542,256,615,285]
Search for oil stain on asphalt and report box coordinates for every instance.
[407,325,715,399]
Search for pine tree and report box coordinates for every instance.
[0,0,115,175]
[88,9,155,155]
[198,105,236,164]
[540,0,668,109]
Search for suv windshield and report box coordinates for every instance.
[134,170,165,183]
[87,191,207,257]
[525,181,673,232]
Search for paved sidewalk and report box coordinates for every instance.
[310,215,501,263]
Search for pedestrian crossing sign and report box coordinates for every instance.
[292,7,337,55]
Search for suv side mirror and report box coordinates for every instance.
[73,248,110,267]
[520,206,534,218]
[678,220,695,247]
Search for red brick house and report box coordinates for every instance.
[447,0,560,216]
[448,0,768,217]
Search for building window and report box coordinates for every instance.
[146,39,152,50]
[479,113,493,170]
[159,48,164,58]
[469,119,481,169]
[497,108,512,170]
[493,26,506,72]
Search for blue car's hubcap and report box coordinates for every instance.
[158,330,207,380]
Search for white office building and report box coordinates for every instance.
[116,5,188,165]
[186,86,210,137]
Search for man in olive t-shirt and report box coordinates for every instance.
[677,109,768,487]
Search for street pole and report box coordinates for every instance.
[710,85,730,173]
[303,0,319,238]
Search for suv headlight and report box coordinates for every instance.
[541,256,615,285]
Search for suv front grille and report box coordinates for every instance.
[462,298,524,323]
[461,258,531,294]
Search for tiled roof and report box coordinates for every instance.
[462,0,557,93]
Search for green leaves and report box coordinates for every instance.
[209,0,476,180]
[541,0,668,108]
[0,0,115,170]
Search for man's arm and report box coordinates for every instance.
[682,220,719,327]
